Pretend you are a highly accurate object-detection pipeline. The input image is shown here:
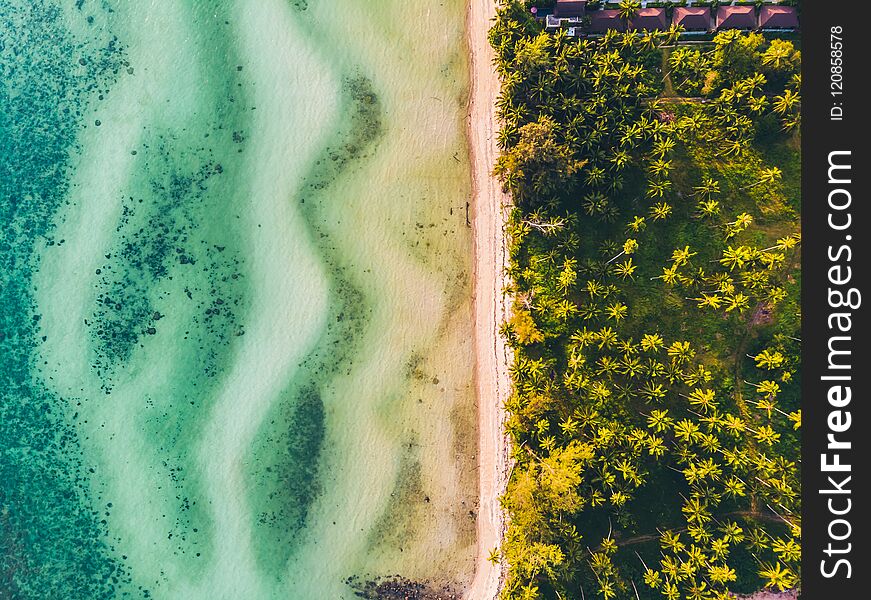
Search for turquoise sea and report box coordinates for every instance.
[0,1,476,597]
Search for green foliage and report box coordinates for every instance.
[495,115,587,207]
[491,4,801,598]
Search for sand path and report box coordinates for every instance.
[466,0,512,598]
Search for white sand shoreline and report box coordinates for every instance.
[466,0,513,599]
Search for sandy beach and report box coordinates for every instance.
[466,0,513,599]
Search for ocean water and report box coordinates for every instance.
[0,1,476,598]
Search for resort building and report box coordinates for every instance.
[589,9,625,33]
[630,7,668,31]
[554,0,586,17]
[546,0,587,30]
[758,6,799,31]
[536,2,798,37]
[716,5,758,30]
[671,7,712,33]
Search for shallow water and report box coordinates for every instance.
[0,1,475,598]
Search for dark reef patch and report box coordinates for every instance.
[249,385,326,568]
[338,75,384,166]
[307,74,385,191]
[246,72,385,572]
[81,33,254,562]
[0,1,137,598]
[246,275,369,573]
[88,133,246,391]
[2,0,256,595]
[365,435,426,553]
[345,575,462,600]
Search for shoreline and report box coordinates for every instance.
[465,0,513,599]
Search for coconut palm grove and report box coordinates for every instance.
[489,2,802,598]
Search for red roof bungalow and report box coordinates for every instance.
[672,7,711,32]
[589,9,626,33]
[759,6,799,30]
[630,7,668,31]
[716,5,757,30]
[554,0,587,17]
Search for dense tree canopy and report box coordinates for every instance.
[490,3,801,599]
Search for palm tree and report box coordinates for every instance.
[718,138,746,158]
[753,424,781,446]
[610,149,631,171]
[626,215,646,233]
[742,167,782,190]
[614,258,637,280]
[781,113,801,132]
[653,136,676,158]
[669,46,691,72]
[773,89,800,115]
[723,476,747,499]
[787,410,801,430]
[680,111,706,132]
[686,388,717,412]
[585,164,606,187]
[640,333,665,353]
[722,416,747,438]
[751,349,785,370]
[639,32,657,51]
[758,562,797,591]
[692,177,719,198]
[724,292,749,313]
[693,293,723,310]
[761,39,797,71]
[521,209,567,236]
[646,180,671,198]
[772,537,801,563]
[748,95,769,114]
[649,158,672,179]
[696,199,720,219]
[671,246,696,267]
[583,191,610,217]
[653,264,681,286]
[648,202,672,221]
[667,340,694,365]
[720,246,752,271]
[597,326,619,350]
[602,302,626,323]
[621,30,639,49]
[606,238,639,264]
[640,382,667,403]
[761,234,799,253]
[662,24,683,47]
[681,495,710,525]
[725,212,753,238]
